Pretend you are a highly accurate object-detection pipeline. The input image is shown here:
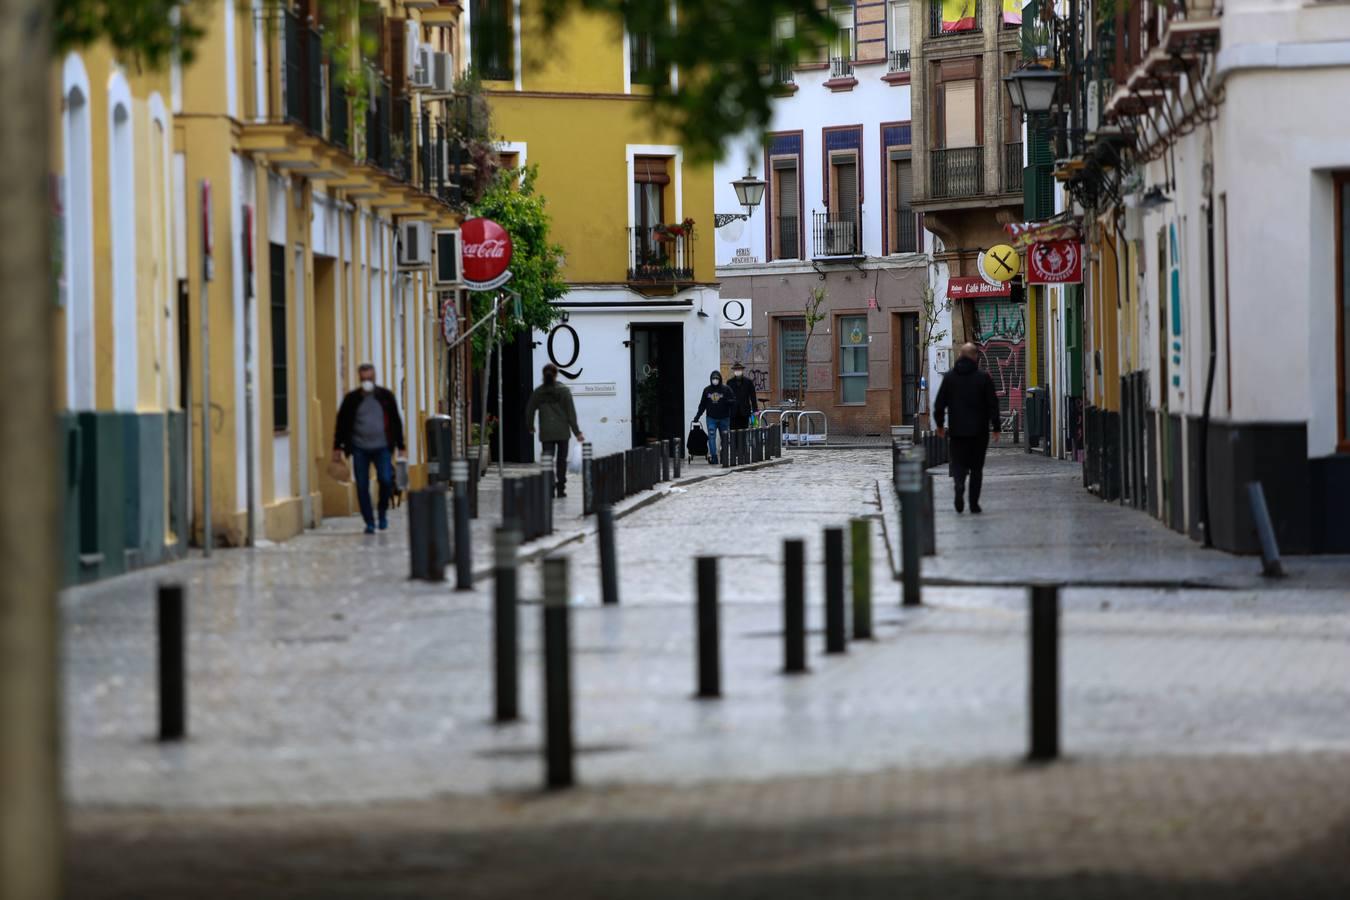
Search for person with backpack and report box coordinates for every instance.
[524,363,586,498]
[694,369,737,464]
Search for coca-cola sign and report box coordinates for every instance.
[460,217,513,291]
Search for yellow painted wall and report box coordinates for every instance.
[518,7,627,95]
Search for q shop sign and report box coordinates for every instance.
[460,217,513,291]
[721,298,752,330]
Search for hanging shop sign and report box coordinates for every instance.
[1026,241,1084,285]
[978,244,1021,284]
[721,297,752,330]
[460,217,513,291]
[948,276,1011,299]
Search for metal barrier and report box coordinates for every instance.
[782,409,828,445]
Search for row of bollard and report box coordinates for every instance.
[583,438,683,516]
[913,429,950,468]
[407,459,474,588]
[719,425,782,469]
[501,461,555,544]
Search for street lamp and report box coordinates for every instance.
[1004,63,1062,116]
[715,170,767,228]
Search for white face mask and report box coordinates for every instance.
[361,379,375,392]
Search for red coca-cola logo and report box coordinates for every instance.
[460,217,513,289]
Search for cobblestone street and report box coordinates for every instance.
[62,448,1350,897]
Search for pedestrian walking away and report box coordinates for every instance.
[525,363,585,497]
[694,370,736,464]
[727,361,758,431]
[332,363,406,534]
[933,343,1001,514]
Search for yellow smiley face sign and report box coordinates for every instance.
[979,243,1021,283]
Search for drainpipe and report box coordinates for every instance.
[1199,161,1218,548]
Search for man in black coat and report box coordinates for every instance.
[332,363,406,533]
[933,343,1001,514]
[726,361,758,431]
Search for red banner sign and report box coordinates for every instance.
[460,217,513,291]
[1027,241,1083,285]
[948,276,1011,299]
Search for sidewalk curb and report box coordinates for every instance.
[470,456,795,581]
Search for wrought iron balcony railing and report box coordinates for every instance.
[929,0,982,39]
[812,211,861,257]
[888,50,911,73]
[830,55,854,78]
[1003,141,1024,193]
[776,215,801,260]
[929,146,985,199]
[628,227,695,283]
[894,208,919,253]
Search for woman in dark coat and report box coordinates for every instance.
[933,343,1002,513]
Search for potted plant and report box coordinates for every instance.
[468,415,498,456]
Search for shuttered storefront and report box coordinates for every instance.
[971,297,1027,432]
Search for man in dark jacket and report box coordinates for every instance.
[332,363,406,533]
[933,343,1001,513]
[694,369,737,464]
[524,363,585,498]
[727,361,758,430]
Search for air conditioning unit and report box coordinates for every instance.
[410,46,433,89]
[434,230,462,286]
[824,221,856,256]
[398,221,432,268]
[429,51,455,95]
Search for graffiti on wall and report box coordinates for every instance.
[721,331,770,397]
[972,300,1026,433]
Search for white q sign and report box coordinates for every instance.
[721,297,752,330]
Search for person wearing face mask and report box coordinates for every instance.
[332,363,406,534]
[694,369,736,464]
[524,363,585,498]
[726,361,758,431]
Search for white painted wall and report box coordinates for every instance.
[62,54,96,411]
[108,72,138,411]
[530,286,724,457]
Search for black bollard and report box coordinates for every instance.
[452,460,472,590]
[542,556,574,788]
[408,488,433,580]
[540,456,555,536]
[157,584,186,741]
[695,556,721,698]
[783,539,807,674]
[582,442,594,515]
[897,455,923,607]
[850,518,872,639]
[720,431,730,468]
[824,528,846,654]
[597,505,620,606]
[1029,583,1060,762]
[660,440,669,482]
[921,473,936,557]
[672,438,682,479]
[494,524,521,723]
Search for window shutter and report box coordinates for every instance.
[944,81,977,148]
[777,165,798,216]
[835,159,858,222]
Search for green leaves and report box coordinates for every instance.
[54,0,204,66]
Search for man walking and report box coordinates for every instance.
[524,363,585,498]
[727,361,758,431]
[933,343,1001,513]
[332,363,406,534]
[694,369,736,464]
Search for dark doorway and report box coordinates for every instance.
[899,312,919,425]
[630,323,684,447]
[476,327,536,464]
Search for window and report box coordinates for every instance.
[779,317,807,400]
[109,97,137,411]
[633,156,671,274]
[888,0,910,71]
[942,79,978,147]
[889,151,917,253]
[497,150,518,171]
[839,315,869,403]
[629,30,665,86]
[1338,174,1350,448]
[772,157,800,260]
[471,0,513,81]
[828,152,859,253]
[270,243,289,432]
[831,6,855,63]
[773,15,796,83]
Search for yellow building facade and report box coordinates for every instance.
[467,1,724,456]
[54,0,471,583]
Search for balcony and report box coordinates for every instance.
[775,215,801,260]
[929,0,982,39]
[628,227,694,284]
[830,55,854,79]
[929,147,984,199]
[1002,141,1024,193]
[812,211,861,258]
[888,50,911,73]
[894,208,919,253]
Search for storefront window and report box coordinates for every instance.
[839,315,868,403]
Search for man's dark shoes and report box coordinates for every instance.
[970,501,983,514]
[556,487,567,498]
[954,493,965,513]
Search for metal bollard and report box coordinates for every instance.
[582,442,594,516]
[783,539,808,674]
[897,453,923,607]
[850,518,873,639]
[672,438,682,479]
[695,556,721,698]
[720,432,730,468]
[597,505,620,606]
[660,440,669,482]
[540,454,555,536]
[1029,583,1060,762]
[157,583,187,741]
[542,556,574,788]
[824,528,846,654]
[408,489,434,580]
[1247,482,1286,578]
[921,473,936,557]
[452,459,472,590]
[494,524,521,723]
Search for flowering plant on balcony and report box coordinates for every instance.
[654,218,696,240]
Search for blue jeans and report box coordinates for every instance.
[352,446,394,525]
[706,417,730,459]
